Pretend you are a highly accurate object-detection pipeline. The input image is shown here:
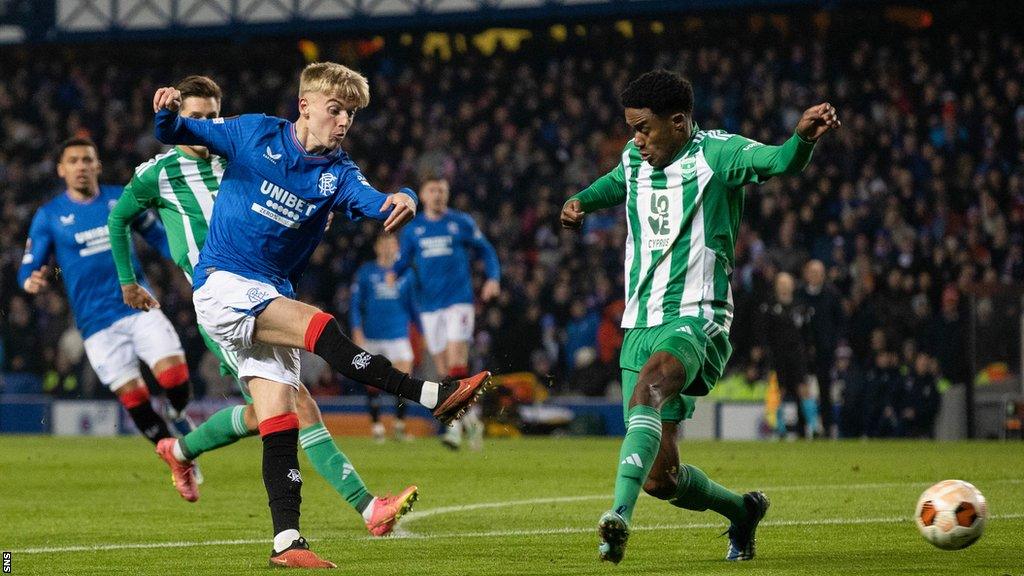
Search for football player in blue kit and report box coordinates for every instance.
[351,233,420,442]
[396,175,500,450]
[152,62,491,568]
[19,138,198,460]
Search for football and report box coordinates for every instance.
[915,480,988,550]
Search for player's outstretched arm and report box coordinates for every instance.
[463,215,500,301]
[152,86,246,157]
[380,190,417,233]
[794,102,841,142]
[18,211,55,294]
[708,103,841,187]
[561,162,627,230]
[107,189,160,310]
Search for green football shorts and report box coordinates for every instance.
[197,324,250,402]
[619,315,732,423]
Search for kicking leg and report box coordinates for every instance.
[254,297,490,424]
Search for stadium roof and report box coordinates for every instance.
[1,0,874,43]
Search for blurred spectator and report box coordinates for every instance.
[797,259,844,436]
[894,352,942,438]
[924,287,970,386]
[562,300,599,371]
[864,349,902,437]
[754,272,816,437]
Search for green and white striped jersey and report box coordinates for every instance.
[109,147,226,284]
[572,124,815,332]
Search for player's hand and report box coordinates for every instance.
[121,283,161,311]
[560,199,585,230]
[481,279,500,302]
[382,192,417,233]
[325,212,335,232]
[795,102,841,142]
[153,87,182,113]
[23,265,51,294]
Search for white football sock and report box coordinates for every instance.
[273,529,301,553]
[420,381,439,409]
[172,439,187,463]
[361,498,378,522]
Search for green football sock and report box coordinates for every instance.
[669,463,748,524]
[611,405,662,523]
[180,405,253,460]
[299,423,374,512]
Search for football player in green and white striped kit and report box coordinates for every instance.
[561,70,840,564]
[108,75,418,536]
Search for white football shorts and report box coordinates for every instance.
[419,303,474,356]
[82,309,184,391]
[193,270,300,389]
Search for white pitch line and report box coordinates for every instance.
[379,513,1024,541]
[15,538,267,555]
[399,478,1024,524]
[14,513,1024,553]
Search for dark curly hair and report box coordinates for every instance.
[620,70,694,116]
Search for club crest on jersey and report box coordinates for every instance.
[318,172,337,197]
[447,222,459,234]
[681,158,697,179]
[59,214,75,226]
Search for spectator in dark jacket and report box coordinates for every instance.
[798,259,844,437]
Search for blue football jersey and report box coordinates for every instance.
[350,262,419,340]
[18,185,169,339]
[154,110,417,297]
[395,209,500,312]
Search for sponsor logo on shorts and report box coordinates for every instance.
[352,352,372,370]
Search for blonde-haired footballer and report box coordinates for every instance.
[151,62,492,569]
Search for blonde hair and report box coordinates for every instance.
[299,62,370,108]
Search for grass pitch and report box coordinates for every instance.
[1,436,1021,575]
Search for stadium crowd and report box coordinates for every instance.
[1,8,1021,438]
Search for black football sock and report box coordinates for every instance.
[119,387,173,444]
[305,313,430,406]
[260,414,302,540]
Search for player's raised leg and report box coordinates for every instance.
[254,296,490,424]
